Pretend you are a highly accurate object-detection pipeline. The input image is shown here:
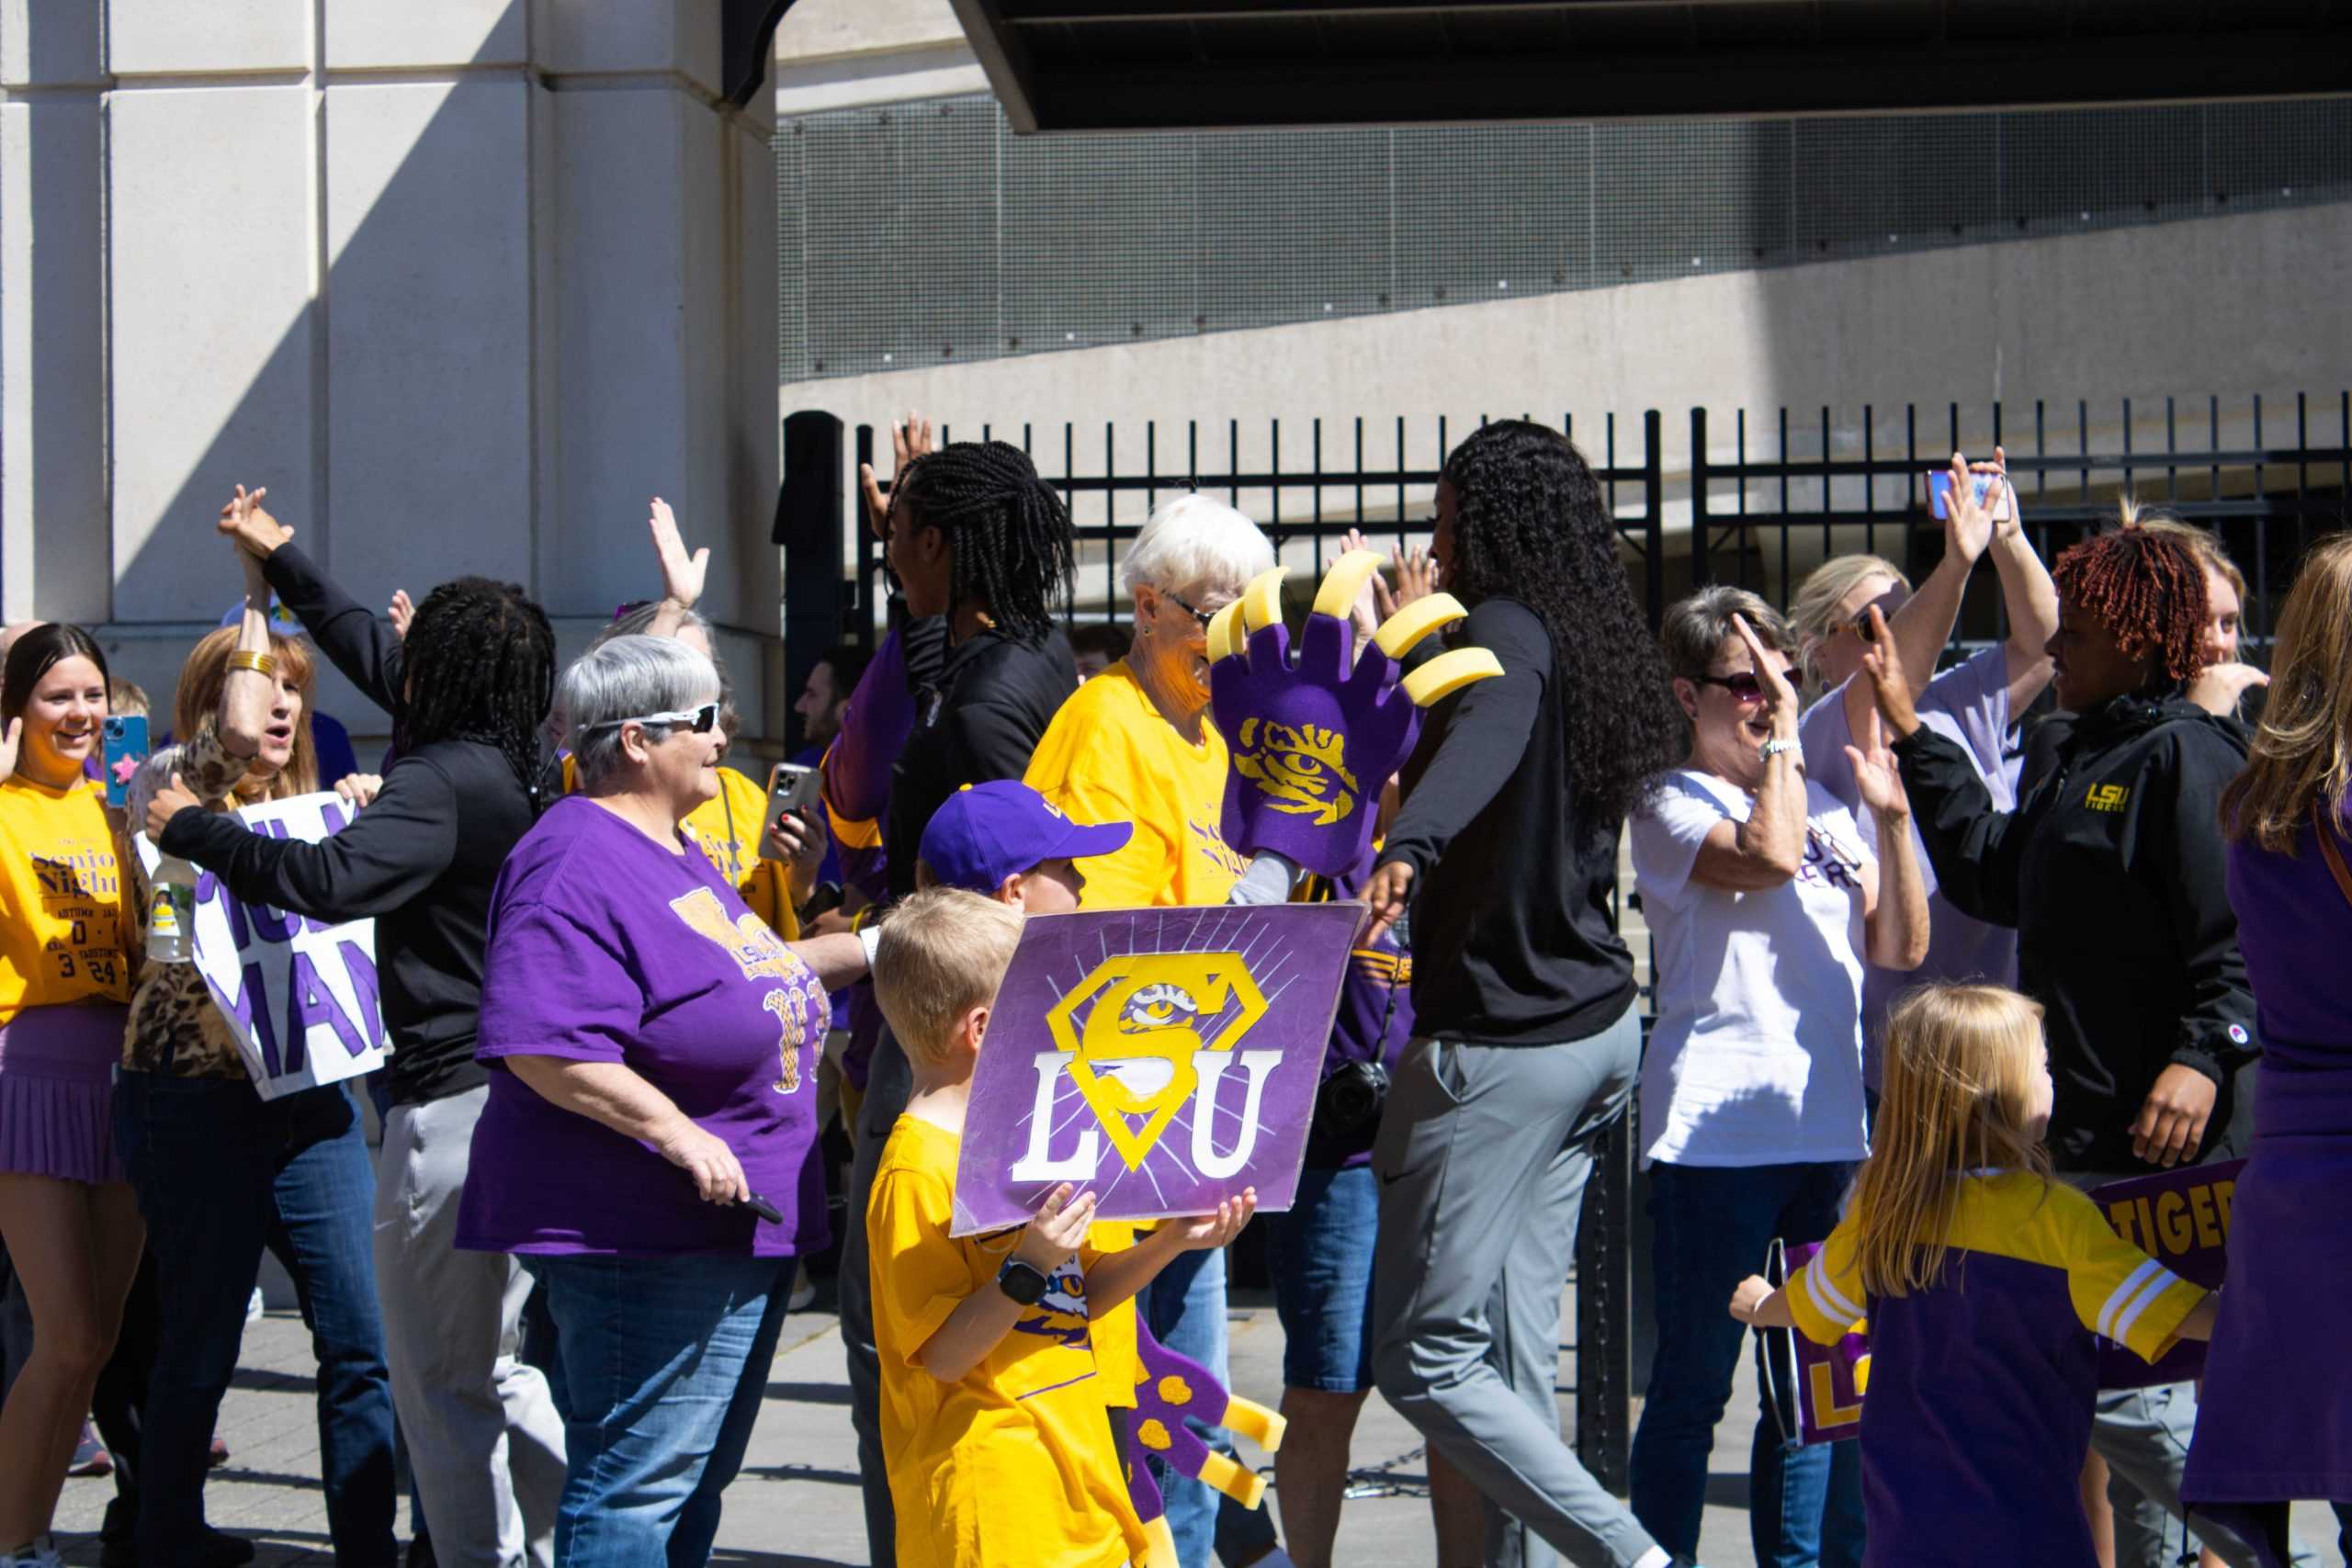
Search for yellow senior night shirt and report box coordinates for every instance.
[869,1114,1147,1568]
[0,774,130,1023]
[1023,661,1247,910]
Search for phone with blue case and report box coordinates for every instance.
[1927,468,2013,523]
[101,715,150,809]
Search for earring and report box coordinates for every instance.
[1138,624,1151,638]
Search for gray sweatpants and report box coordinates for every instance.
[839,1030,915,1568]
[1372,1011,1658,1568]
[376,1085,567,1568]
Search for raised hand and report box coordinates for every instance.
[1730,612,1799,732]
[1941,451,2005,566]
[217,484,293,560]
[648,497,707,612]
[1339,529,1383,651]
[1013,1182,1098,1269]
[1845,707,1910,819]
[1207,551,1501,877]
[858,410,934,541]
[387,590,415,641]
[1381,543,1440,618]
[1855,604,1921,739]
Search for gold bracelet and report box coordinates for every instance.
[225,649,278,678]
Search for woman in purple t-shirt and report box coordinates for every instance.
[456,636,869,1568]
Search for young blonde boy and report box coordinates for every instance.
[868,887,1254,1568]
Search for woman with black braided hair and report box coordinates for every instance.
[152,489,567,1568]
[1363,420,1690,1568]
[831,432,1082,1568]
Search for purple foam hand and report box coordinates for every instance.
[1207,554,1504,877]
[1120,1317,1284,1517]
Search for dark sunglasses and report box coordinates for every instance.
[1696,671,1767,704]
[1846,606,1879,643]
[582,700,721,735]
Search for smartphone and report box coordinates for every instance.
[1928,468,2014,524]
[759,761,823,863]
[101,716,150,809]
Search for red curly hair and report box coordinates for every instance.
[2051,524,2208,685]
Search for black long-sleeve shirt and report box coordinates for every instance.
[883,623,1077,902]
[159,544,536,1106]
[1383,597,1637,1045]
[1896,689,2258,1170]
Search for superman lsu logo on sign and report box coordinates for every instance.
[951,904,1361,1235]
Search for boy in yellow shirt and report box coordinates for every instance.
[867,888,1256,1568]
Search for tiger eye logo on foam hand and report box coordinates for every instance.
[1232,718,1358,827]
[1045,954,1272,1171]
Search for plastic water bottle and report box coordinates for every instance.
[147,856,196,964]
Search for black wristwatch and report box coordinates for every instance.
[995,1258,1049,1306]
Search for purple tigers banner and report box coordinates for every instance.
[951,903,1358,1236]
[1766,1159,2246,1444]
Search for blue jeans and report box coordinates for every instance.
[1140,1244,1280,1568]
[1630,1159,1863,1568]
[114,1071,396,1565]
[1265,1164,1379,1393]
[526,1253,793,1568]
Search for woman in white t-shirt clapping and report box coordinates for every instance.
[1626,587,1928,1568]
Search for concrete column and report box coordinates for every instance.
[0,0,781,750]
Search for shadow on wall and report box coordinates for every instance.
[40,0,778,739]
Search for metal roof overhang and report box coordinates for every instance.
[945,0,2352,132]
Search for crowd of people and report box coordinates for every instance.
[0,410,2343,1568]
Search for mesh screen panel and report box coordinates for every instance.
[779,96,2352,381]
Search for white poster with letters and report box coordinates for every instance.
[135,792,387,1100]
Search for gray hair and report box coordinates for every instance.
[1120,494,1275,597]
[1657,585,1794,682]
[560,634,721,792]
[592,604,739,746]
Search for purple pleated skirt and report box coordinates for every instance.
[0,1004,130,1185]
[2184,1060,2352,1551]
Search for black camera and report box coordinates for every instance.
[1315,1058,1391,1138]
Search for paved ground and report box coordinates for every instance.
[52,1288,2346,1567]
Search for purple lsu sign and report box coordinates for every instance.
[951,903,1359,1236]
[1771,1159,2247,1445]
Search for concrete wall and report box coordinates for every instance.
[1,0,782,752]
[783,198,2352,610]
[771,0,982,115]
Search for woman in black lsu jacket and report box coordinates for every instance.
[1860,520,2266,1568]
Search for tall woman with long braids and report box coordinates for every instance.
[1866,518,2267,1568]
[831,434,1081,1568]
[2187,534,2352,1567]
[1364,421,1687,1568]
[0,624,139,1568]
[150,487,566,1568]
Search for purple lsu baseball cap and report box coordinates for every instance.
[920,780,1132,895]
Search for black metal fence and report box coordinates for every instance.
[809,392,2348,1492]
[842,392,2351,651]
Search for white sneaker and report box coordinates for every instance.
[787,1265,816,1312]
[1,1534,64,1567]
[247,1285,264,1323]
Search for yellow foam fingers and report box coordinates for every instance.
[1308,549,1387,621]
[1238,567,1288,637]
[1401,646,1505,706]
[1371,592,1470,660]
[1223,1396,1285,1453]
[1198,1450,1268,1510]
[1204,599,1246,663]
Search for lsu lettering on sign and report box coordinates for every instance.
[137,793,389,1100]
[951,903,1358,1236]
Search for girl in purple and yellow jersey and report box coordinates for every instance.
[0,624,138,1568]
[1730,984,2218,1568]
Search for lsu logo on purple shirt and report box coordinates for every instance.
[668,886,825,1098]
